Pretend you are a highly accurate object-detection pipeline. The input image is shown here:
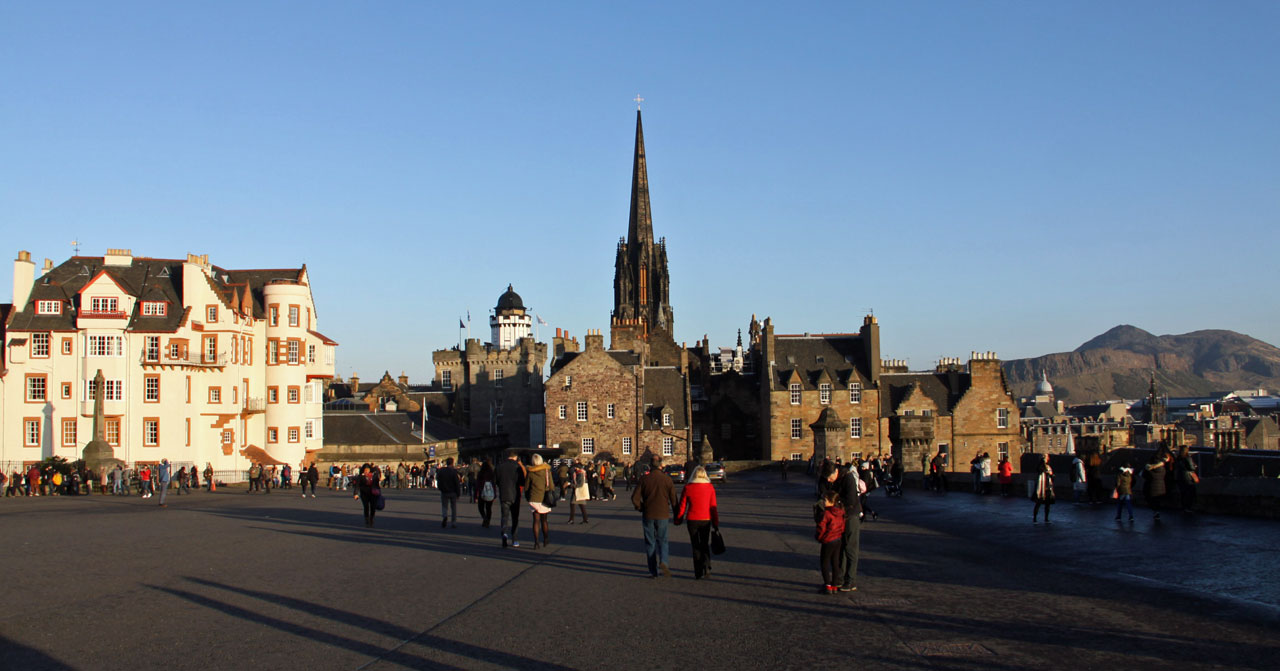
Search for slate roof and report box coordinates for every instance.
[4,256,304,333]
[879,371,971,416]
[643,366,689,429]
[551,349,641,375]
[323,412,477,446]
[769,335,869,391]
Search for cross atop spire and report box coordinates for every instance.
[633,94,644,110]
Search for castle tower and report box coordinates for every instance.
[490,284,533,350]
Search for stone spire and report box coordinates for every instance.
[627,109,653,247]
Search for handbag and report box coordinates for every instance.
[543,471,557,508]
[375,493,386,511]
[710,529,725,555]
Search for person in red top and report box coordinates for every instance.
[676,465,720,579]
[815,490,845,593]
[140,465,153,499]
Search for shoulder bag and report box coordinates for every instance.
[710,528,726,555]
[543,470,558,508]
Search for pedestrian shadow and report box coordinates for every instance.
[0,633,77,670]
[146,577,575,670]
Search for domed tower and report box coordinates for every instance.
[1035,371,1054,400]
[490,284,533,350]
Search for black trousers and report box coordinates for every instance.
[840,511,861,587]
[820,540,843,586]
[478,499,493,526]
[687,520,712,577]
[360,494,377,525]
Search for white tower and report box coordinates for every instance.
[490,284,533,350]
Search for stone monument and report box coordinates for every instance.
[82,369,124,471]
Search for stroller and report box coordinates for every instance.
[883,472,904,498]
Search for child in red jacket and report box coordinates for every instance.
[815,490,845,593]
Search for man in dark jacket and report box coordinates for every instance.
[437,457,462,528]
[631,455,678,578]
[303,463,319,498]
[835,463,864,591]
[494,451,526,548]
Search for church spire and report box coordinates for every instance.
[627,109,653,246]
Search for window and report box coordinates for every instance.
[105,418,120,446]
[305,419,315,439]
[232,386,238,404]
[268,428,279,443]
[563,375,572,388]
[144,419,159,446]
[305,383,314,403]
[204,335,217,363]
[26,375,47,402]
[576,402,588,421]
[288,427,300,443]
[998,442,1010,460]
[902,409,915,416]
[103,379,123,401]
[693,428,702,444]
[494,369,504,388]
[791,418,802,439]
[268,387,279,404]
[997,408,1010,429]
[789,383,801,405]
[24,418,40,446]
[222,430,234,445]
[209,387,221,403]
[142,301,166,316]
[61,338,73,355]
[206,305,218,323]
[144,376,160,402]
[31,333,50,357]
[607,403,615,419]
[922,409,933,417]
[288,306,299,327]
[89,296,118,314]
[287,340,299,364]
[558,405,567,420]
[819,383,831,405]
[662,412,672,427]
[441,370,452,390]
[61,382,72,399]
[622,437,632,455]
[308,344,316,363]
[849,382,862,404]
[62,418,77,446]
[288,386,299,404]
[267,339,279,365]
[662,437,674,456]
[37,300,61,315]
[244,337,252,365]
[169,342,181,360]
[790,452,802,462]
[269,306,279,326]
[850,417,862,439]
[88,335,123,357]
[582,437,595,455]
[143,335,160,362]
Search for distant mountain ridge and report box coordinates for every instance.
[1003,326,1280,402]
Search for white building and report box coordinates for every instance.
[1,249,337,472]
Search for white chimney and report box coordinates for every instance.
[13,250,35,309]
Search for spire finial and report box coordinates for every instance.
[633,94,644,110]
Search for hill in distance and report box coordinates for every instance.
[1003,325,1280,403]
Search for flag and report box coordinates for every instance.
[536,315,548,326]
[466,310,471,322]
[459,318,465,329]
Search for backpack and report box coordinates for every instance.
[480,481,496,502]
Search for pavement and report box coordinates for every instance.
[1,473,1277,670]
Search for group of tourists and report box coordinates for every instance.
[1030,445,1201,524]
[3,461,219,501]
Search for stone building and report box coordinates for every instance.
[1,249,336,471]
[431,285,547,447]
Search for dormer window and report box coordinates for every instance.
[789,383,801,405]
[663,412,672,427]
[142,301,166,316]
[36,300,61,315]
[89,297,118,314]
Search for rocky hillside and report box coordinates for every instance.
[1003,326,1280,402]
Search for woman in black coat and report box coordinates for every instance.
[352,464,381,527]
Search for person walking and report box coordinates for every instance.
[632,456,678,578]
[676,465,719,579]
[281,464,292,490]
[1032,454,1055,524]
[568,460,590,524]
[815,489,845,593]
[835,463,864,592]
[156,459,172,507]
[525,454,554,549]
[437,457,462,528]
[495,450,526,548]
[140,464,153,498]
[998,456,1013,497]
[176,466,190,495]
[204,463,214,492]
[1071,454,1087,505]
[1114,462,1136,522]
[780,457,789,481]
[1144,448,1168,520]
[302,462,319,498]
[352,464,381,527]
[476,458,496,528]
[980,452,993,495]
[1175,446,1199,512]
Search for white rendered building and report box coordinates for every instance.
[1,249,337,472]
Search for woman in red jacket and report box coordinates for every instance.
[815,489,845,593]
[677,466,719,579]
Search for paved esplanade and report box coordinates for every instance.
[1,474,1276,670]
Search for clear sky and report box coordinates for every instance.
[3,1,1277,381]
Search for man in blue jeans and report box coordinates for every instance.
[631,456,678,578]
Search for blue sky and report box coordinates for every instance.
[3,1,1277,381]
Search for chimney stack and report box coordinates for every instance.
[13,251,35,309]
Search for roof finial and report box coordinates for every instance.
[633,94,644,110]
